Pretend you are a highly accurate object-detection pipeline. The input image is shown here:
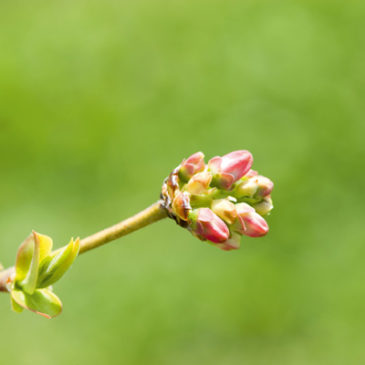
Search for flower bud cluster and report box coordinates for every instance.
[161,151,274,251]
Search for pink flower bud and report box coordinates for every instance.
[216,232,241,251]
[189,208,229,243]
[233,203,269,237]
[208,150,253,190]
[246,169,258,178]
[255,175,274,197]
[179,152,205,181]
[234,174,273,199]
[211,199,237,225]
[185,171,212,195]
[235,178,258,199]
[172,191,192,221]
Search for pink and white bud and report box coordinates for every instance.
[235,178,259,199]
[235,174,273,199]
[172,191,192,221]
[211,199,237,225]
[185,171,212,195]
[216,232,241,251]
[254,175,274,197]
[246,169,258,178]
[208,150,253,190]
[253,196,273,216]
[233,203,269,237]
[179,152,205,181]
[189,208,229,243]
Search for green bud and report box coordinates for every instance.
[10,232,80,318]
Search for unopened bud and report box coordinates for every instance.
[161,149,274,251]
[253,196,273,216]
[246,169,258,178]
[234,179,258,199]
[211,199,237,225]
[189,208,229,243]
[185,171,212,195]
[234,174,273,200]
[172,191,192,221]
[216,232,241,251]
[208,150,253,190]
[233,203,269,237]
[179,152,205,181]
[255,175,274,197]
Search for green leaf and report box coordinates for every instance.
[20,232,41,295]
[15,234,35,284]
[36,232,53,262]
[15,232,54,294]
[11,297,24,313]
[37,238,80,288]
[11,288,63,319]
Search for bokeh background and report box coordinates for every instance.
[0,0,364,364]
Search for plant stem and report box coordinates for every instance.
[0,201,167,293]
[79,200,167,254]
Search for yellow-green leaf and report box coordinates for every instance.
[37,238,80,288]
[11,288,62,319]
[20,232,41,295]
[11,297,24,313]
[15,234,35,284]
[35,232,53,263]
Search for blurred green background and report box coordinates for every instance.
[0,0,364,364]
